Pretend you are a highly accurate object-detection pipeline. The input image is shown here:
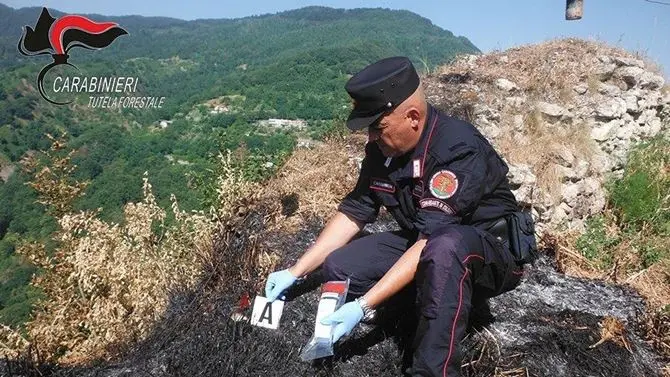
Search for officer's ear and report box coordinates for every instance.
[405,107,421,130]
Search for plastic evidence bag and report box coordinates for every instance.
[300,279,349,361]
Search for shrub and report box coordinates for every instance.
[609,137,670,234]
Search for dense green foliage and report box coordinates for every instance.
[576,136,670,268]
[2,5,478,120]
[609,137,670,234]
[0,4,479,327]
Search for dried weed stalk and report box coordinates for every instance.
[0,141,260,364]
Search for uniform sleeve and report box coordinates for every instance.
[414,146,487,235]
[337,149,380,224]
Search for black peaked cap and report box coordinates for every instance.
[345,56,420,130]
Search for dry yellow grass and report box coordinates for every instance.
[589,316,631,352]
[551,226,670,311]
[0,142,257,364]
[263,134,365,233]
[8,177,217,364]
[439,38,640,102]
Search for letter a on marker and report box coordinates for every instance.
[250,296,284,329]
[259,302,273,325]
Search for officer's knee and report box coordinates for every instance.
[322,252,346,282]
[420,225,464,265]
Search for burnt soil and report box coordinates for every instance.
[3,215,666,377]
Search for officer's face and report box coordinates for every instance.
[368,109,417,157]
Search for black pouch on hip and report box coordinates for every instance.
[506,211,538,265]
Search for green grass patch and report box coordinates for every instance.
[575,215,619,267]
[576,135,670,271]
[609,136,670,234]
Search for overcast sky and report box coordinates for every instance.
[4,0,670,76]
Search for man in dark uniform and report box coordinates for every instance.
[265,56,536,376]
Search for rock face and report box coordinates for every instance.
[424,40,669,231]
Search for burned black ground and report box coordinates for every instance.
[2,212,666,377]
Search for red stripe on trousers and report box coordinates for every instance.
[443,254,484,377]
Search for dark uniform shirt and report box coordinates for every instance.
[338,105,518,236]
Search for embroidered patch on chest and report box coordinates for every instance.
[419,198,455,215]
[429,170,458,199]
[370,178,395,193]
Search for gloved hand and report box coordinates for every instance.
[265,269,297,302]
[320,300,364,343]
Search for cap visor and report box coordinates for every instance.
[346,110,385,131]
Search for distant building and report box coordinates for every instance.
[257,118,307,130]
[296,137,324,149]
[159,120,173,128]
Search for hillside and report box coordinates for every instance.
[1,4,478,118]
[1,39,668,376]
[0,4,479,329]
[0,5,477,69]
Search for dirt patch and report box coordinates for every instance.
[0,163,14,182]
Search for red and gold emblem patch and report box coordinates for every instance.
[429,170,458,199]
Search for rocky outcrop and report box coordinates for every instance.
[424,39,669,232]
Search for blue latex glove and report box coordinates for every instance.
[320,301,364,343]
[265,269,297,302]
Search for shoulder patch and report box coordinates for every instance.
[419,198,455,215]
[429,170,458,199]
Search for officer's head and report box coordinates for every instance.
[345,56,428,157]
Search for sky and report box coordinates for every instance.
[4,0,670,76]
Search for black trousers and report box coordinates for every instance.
[322,224,523,377]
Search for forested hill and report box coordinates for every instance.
[0,4,479,329]
[0,4,479,126]
[0,4,478,72]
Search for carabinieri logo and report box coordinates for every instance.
[17,7,127,105]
